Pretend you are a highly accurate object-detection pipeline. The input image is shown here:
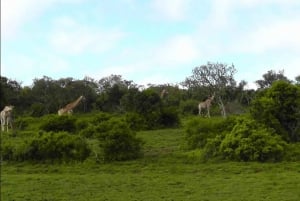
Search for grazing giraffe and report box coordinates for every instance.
[1,105,14,132]
[58,95,85,115]
[198,94,215,117]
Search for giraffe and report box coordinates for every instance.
[160,89,168,99]
[198,94,215,117]
[58,95,85,115]
[1,105,14,132]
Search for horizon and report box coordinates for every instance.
[2,0,300,89]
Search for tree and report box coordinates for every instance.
[0,77,23,110]
[250,81,300,142]
[96,75,134,112]
[295,75,300,85]
[183,62,237,117]
[255,70,290,89]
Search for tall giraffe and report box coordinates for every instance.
[1,105,14,132]
[58,96,85,115]
[198,94,215,117]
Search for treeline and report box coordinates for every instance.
[0,63,300,117]
[2,62,299,118]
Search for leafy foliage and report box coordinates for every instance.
[255,70,290,89]
[124,112,147,131]
[250,81,300,142]
[179,99,199,115]
[97,118,144,161]
[219,117,287,162]
[185,116,236,149]
[40,115,77,133]
[2,131,90,162]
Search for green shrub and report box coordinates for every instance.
[250,81,300,142]
[284,143,300,161]
[13,116,37,130]
[24,131,90,162]
[220,117,287,162]
[91,112,113,124]
[79,125,97,138]
[202,134,224,161]
[40,115,77,133]
[1,131,90,162]
[184,116,236,149]
[124,112,146,131]
[158,107,180,128]
[75,119,89,131]
[179,99,199,115]
[97,118,144,161]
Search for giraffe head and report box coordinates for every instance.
[80,95,86,102]
[3,105,14,111]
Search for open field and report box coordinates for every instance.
[1,129,300,201]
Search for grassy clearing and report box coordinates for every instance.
[1,128,300,201]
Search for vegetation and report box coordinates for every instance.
[1,128,300,201]
[1,65,300,200]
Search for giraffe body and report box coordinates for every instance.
[1,106,14,132]
[198,95,214,117]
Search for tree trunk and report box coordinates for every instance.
[217,97,226,118]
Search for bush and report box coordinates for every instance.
[284,143,300,161]
[40,115,77,133]
[219,117,287,162]
[158,107,180,128]
[1,131,91,162]
[79,124,98,138]
[24,131,90,162]
[179,99,199,115]
[1,140,23,161]
[97,118,144,161]
[124,112,147,131]
[250,81,300,142]
[184,116,236,149]
[13,116,38,130]
[91,112,113,124]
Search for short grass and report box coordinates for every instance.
[1,128,300,201]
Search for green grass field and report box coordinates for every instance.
[1,129,300,201]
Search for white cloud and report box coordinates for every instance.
[155,35,200,65]
[1,0,83,40]
[1,0,51,39]
[49,17,126,54]
[234,19,300,54]
[151,0,191,21]
[2,51,72,86]
[238,0,300,7]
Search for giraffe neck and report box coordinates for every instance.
[64,96,83,111]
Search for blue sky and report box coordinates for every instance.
[2,0,300,88]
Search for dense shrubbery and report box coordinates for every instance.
[185,116,289,162]
[250,81,300,142]
[185,116,236,149]
[124,112,146,131]
[2,131,90,162]
[40,115,77,133]
[158,107,181,128]
[219,117,287,162]
[14,116,36,130]
[97,118,144,161]
[179,99,199,115]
